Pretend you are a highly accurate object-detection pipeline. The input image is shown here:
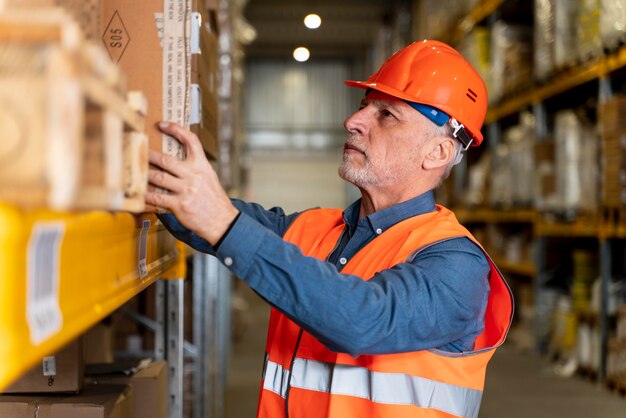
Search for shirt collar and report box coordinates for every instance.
[341,190,436,236]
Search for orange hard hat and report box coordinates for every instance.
[345,40,488,146]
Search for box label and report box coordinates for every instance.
[42,356,57,376]
[102,10,131,63]
[161,0,191,160]
[26,223,65,345]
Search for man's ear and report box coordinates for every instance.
[423,138,456,170]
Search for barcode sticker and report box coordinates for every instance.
[42,356,57,377]
[26,223,65,345]
[138,219,150,278]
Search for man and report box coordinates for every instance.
[147,40,513,418]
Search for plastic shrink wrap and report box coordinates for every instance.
[457,28,490,95]
[554,0,580,68]
[600,0,626,50]
[488,112,536,208]
[554,110,599,216]
[422,0,466,40]
[489,20,532,103]
[534,0,556,81]
[578,0,603,61]
[509,112,536,207]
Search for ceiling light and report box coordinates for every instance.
[304,14,322,29]
[293,47,310,62]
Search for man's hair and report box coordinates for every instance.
[428,122,463,188]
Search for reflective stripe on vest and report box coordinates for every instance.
[263,357,483,418]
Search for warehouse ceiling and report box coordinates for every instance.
[243,0,393,59]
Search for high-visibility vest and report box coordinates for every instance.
[257,205,514,418]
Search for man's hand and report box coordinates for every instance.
[146,121,239,246]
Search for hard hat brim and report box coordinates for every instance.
[344,79,484,146]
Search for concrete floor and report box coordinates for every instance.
[225,286,626,418]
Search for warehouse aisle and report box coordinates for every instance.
[224,286,626,417]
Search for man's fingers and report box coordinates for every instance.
[148,167,183,193]
[148,149,190,178]
[158,121,204,158]
[145,188,177,211]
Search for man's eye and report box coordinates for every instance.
[381,109,394,117]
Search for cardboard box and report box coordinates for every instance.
[4,0,101,40]
[85,320,115,364]
[100,0,193,159]
[3,337,85,394]
[0,384,133,418]
[86,360,168,418]
[599,96,626,137]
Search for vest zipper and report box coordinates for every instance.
[284,329,303,418]
[284,226,346,418]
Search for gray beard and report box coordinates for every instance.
[338,154,398,189]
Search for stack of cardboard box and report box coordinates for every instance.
[0,0,221,212]
[599,96,626,219]
[0,330,168,418]
[0,6,148,211]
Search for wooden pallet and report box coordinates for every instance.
[0,10,148,212]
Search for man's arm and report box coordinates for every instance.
[158,199,301,254]
[213,212,489,355]
[147,122,489,355]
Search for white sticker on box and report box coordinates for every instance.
[189,83,201,125]
[191,12,201,54]
[26,223,65,345]
[42,356,57,376]
[138,219,150,278]
[161,0,192,160]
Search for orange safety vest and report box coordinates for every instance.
[257,205,514,418]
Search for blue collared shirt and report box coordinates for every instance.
[159,191,490,355]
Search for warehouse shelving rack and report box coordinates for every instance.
[443,0,626,386]
[0,206,186,391]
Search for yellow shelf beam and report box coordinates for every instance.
[492,258,536,277]
[486,45,626,123]
[455,208,536,224]
[0,205,185,391]
[450,0,505,44]
[534,220,600,238]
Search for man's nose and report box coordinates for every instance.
[344,108,369,136]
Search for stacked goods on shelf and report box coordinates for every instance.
[533,139,558,212]
[0,8,148,211]
[549,295,578,366]
[607,307,626,389]
[601,0,626,50]
[553,109,599,217]
[0,334,134,418]
[2,338,85,394]
[0,385,133,418]
[554,0,579,69]
[419,0,468,41]
[489,20,532,103]
[571,250,598,314]
[598,95,626,218]
[534,0,555,81]
[100,0,219,162]
[5,0,101,40]
[489,112,536,209]
[85,360,168,418]
[195,0,220,158]
[457,28,491,93]
[578,0,603,61]
[575,312,600,377]
[0,318,169,418]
